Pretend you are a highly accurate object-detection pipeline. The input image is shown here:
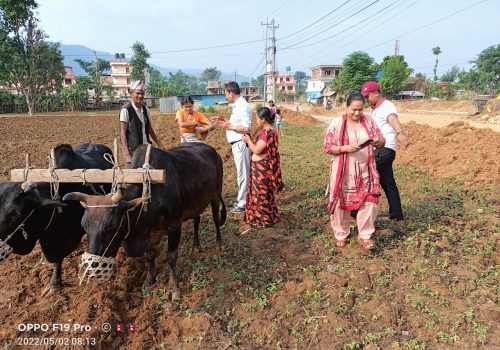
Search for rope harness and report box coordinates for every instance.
[104,152,121,195]
[0,209,36,262]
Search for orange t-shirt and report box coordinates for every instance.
[175,110,208,134]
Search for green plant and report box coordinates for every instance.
[198,106,206,112]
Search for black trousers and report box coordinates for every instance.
[375,147,404,220]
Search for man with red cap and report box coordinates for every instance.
[361,81,408,221]
[119,80,163,164]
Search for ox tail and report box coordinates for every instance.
[219,198,227,226]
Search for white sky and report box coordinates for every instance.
[37,0,499,78]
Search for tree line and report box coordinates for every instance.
[331,45,499,100]
[1,0,498,115]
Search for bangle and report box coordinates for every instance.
[397,130,406,135]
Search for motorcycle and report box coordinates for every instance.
[325,100,333,111]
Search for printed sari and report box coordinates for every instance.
[245,128,284,227]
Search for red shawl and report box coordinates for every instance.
[324,114,384,214]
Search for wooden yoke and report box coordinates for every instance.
[10,143,166,184]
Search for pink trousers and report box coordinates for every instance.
[330,202,378,241]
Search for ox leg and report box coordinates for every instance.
[144,247,157,287]
[211,200,224,253]
[166,226,181,300]
[41,262,62,297]
[190,215,201,256]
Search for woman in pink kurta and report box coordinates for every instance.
[324,93,385,249]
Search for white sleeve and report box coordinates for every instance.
[239,106,252,128]
[119,108,129,123]
[383,101,398,119]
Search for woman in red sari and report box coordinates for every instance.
[242,107,284,228]
[324,93,385,249]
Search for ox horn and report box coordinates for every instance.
[111,187,126,204]
[21,181,37,192]
[62,192,88,203]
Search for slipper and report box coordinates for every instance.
[335,239,347,248]
[357,237,375,250]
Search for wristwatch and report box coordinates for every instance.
[397,130,407,135]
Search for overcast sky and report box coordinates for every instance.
[37,0,499,79]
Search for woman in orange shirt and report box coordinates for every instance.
[175,96,214,143]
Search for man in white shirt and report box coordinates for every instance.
[361,81,408,221]
[220,82,252,213]
[119,80,163,164]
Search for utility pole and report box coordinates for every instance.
[233,69,237,82]
[261,18,278,103]
[394,39,400,56]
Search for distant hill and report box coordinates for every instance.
[60,44,249,81]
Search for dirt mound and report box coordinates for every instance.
[395,99,474,113]
[398,121,500,185]
[466,113,500,125]
[282,108,321,125]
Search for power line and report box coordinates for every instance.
[278,0,353,41]
[364,0,488,51]
[282,0,398,51]
[310,0,420,64]
[280,0,381,49]
[278,2,358,48]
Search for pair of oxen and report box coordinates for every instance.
[0,143,225,299]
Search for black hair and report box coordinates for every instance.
[268,100,274,105]
[180,96,194,105]
[346,92,365,106]
[256,107,275,124]
[224,81,241,95]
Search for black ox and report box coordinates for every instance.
[63,143,226,300]
[0,143,112,295]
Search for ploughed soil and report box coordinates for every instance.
[0,108,498,349]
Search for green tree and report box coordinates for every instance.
[59,77,90,111]
[129,41,150,82]
[200,67,221,82]
[251,74,265,88]
[457,69,483,93]
[432,46,441,82]
[331,51,376,96]
[0,0,65,115]
[472,44,500,94]
[294,71,307,91]
[440,65,461,84]
[74,57,111,106]
[146,68,168,97]
[378,55,413,97]
[240,81,250,87]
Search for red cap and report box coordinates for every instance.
[361,81,380,97]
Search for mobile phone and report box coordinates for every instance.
[358,139,373,149]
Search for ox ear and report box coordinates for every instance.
[124,197,149,211]
[40,198,67,209]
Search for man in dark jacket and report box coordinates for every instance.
[119,80,163,164]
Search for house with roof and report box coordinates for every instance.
[306,64,342,104]
[110,53,131,98]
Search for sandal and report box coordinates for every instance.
[357,237,375,250]
[335,240,347,248]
